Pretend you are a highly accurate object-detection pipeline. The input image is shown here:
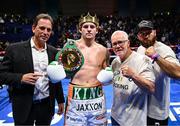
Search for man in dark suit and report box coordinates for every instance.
[0,13,65,126]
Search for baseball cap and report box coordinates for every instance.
[138,20,154,30]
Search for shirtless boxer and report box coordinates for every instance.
[63,13,110,126]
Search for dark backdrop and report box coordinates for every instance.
[0,0,179,18]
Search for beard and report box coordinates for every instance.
[141,41,152,48]
[141,36,156,48]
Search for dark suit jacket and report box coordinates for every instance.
[0,39,65,124]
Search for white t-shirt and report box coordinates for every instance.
[111,51,155,126]
[137,41,180,120]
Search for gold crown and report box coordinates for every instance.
[79,12,99,28]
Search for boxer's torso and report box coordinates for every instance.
[71,40,107,87]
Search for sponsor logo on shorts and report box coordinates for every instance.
[66,115,83,122]
[95,113,106,120]
[76,102,103,112]
[73,86,103,100]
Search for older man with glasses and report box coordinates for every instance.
[110,30,155,126]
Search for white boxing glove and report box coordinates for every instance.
[97,67,113,85]
[47,61,66,83]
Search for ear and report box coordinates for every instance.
[96,27,99,34]
[127,40,130,47]
[137,33,143,41]
[32,25,35,34]
[96,29,98,34]
[152,30,156,36]
[79,28,82,34]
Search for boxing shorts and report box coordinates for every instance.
[64,84,107,126]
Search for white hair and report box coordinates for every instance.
[111,30,129,41]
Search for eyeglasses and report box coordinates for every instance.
[112,40,128,47]
[38,26,52,32]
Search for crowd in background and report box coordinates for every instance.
[0,12,179,50]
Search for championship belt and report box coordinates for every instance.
[55,39,84,77]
